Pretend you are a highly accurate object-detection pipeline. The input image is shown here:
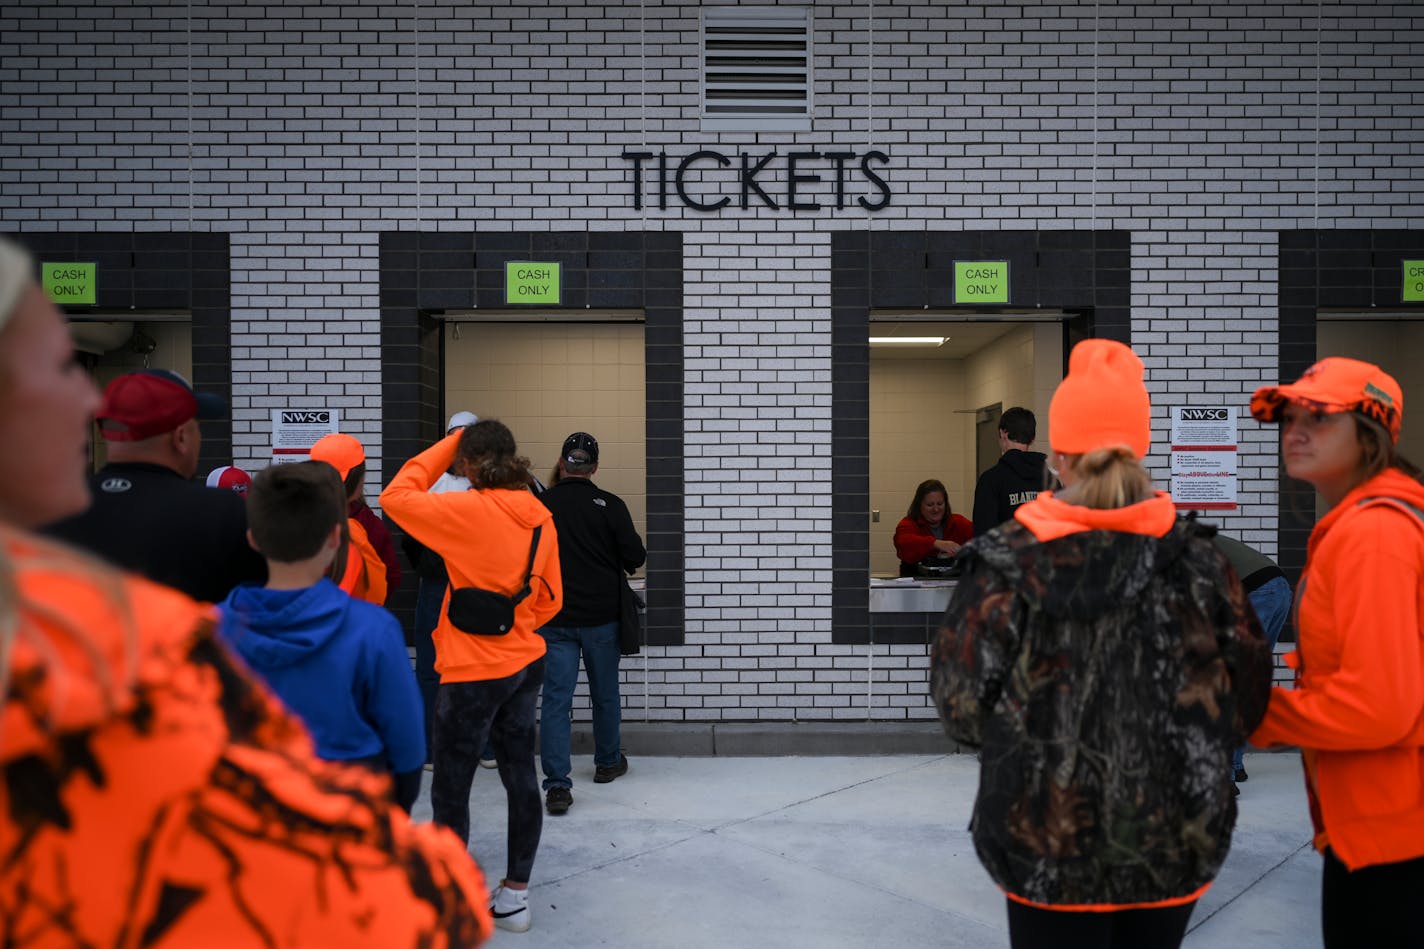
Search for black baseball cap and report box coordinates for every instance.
[562,431,599,465]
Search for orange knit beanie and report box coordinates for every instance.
[1049,338,1151,458]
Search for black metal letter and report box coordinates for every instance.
[675,150,731,212]
[740,150,779,210]
[621,151,655,211]
[858,150,891,211]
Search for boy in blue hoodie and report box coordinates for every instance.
[219,461,426,811]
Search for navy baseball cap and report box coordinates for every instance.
[561,431,599,465]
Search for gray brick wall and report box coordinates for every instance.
[3,0,1418,718]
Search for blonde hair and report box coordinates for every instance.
[1056,446,1155,510]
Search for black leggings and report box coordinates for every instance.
[1006,899,1195,949]
[1322,847,1424,948]
[431,658,545,884]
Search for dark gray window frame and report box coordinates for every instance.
[378,230,686,646]
[1276,230,1424,610]
[5,231,234,476]
[830,229,1130,645]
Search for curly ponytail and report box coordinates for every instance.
[456,419,533,490]
[1056,446,1155,510]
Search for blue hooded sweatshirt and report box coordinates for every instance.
[218,578,425,774]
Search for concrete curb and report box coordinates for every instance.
[569,721,957,756]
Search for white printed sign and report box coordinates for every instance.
[272,408,339,463]
[1170,406,1237,510]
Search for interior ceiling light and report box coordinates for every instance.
[868,336,947,346]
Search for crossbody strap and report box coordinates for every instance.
[509,525,541,606]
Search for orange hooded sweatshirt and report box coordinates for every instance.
[0,527,493,947]
[381,433,561,683]
[1014,489,1179,542]
[1250,468,1424,870]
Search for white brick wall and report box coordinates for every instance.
[3,0,1420,720]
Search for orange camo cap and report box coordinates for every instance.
[309,432,366,479]
[1048,338,1151,459]
[1251,357,1403,443]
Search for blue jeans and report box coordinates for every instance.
[413,576,445,759]
[538,622,622,789]
[1236,574,1292,772]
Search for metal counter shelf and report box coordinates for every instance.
[869,577,958,614]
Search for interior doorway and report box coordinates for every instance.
[975,404,1003,478]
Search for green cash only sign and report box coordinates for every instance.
[954,261,1009,304]
[42,262,97,305]
[505,262,561,305]
[1404,260,1424,303]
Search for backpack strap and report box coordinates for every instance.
[509,525,541,606]
[1357,495,1424,529]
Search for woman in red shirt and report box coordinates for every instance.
[893,478,973,576]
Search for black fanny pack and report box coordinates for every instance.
[446,526,541,636]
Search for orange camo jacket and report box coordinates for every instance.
[0,528,492,947]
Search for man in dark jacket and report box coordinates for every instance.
[971,406,1050,535]
[536,431,646,815]
[43,369,266,602]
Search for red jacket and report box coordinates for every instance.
[894,513,973,574]
[1250,468,1424,870]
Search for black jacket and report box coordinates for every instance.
[42,461,267,603]
[972,449,1049,535]
[538,477,645,627]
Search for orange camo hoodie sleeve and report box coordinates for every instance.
[0,529,493,948]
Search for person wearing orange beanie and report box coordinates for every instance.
[1248,357,1424,948]
[932,338,1271,949]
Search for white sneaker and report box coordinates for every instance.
[479,756,498,770]
[490,882,531,932]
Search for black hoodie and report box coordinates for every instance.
[971,449,1049,535]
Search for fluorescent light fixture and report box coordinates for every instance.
[868,336,947,346]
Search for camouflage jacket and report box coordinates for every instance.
[930,516,1273,908]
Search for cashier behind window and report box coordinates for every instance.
[893,479,974,577]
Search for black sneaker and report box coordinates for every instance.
[1234,767,1248,783]
[593,753,629,784]
[545,786,572,815]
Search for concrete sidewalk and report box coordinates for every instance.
[415,751,1319,948]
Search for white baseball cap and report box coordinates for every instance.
[447,411,478,433]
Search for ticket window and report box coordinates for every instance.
[868,319,1061,578]
[442,318,647,554]
[1316,315,1424,517]
[68,316,193,471]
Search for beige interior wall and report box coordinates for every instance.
[869,356,970,576]
[1318,320,1424,464]
[868,323,1064,577]
[81,320,194,471]
[444,321,647,550]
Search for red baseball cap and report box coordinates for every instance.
[1251,357,1404,443]
[309,432,366,479]
[97,369,226,441]
[206,465,252,494]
